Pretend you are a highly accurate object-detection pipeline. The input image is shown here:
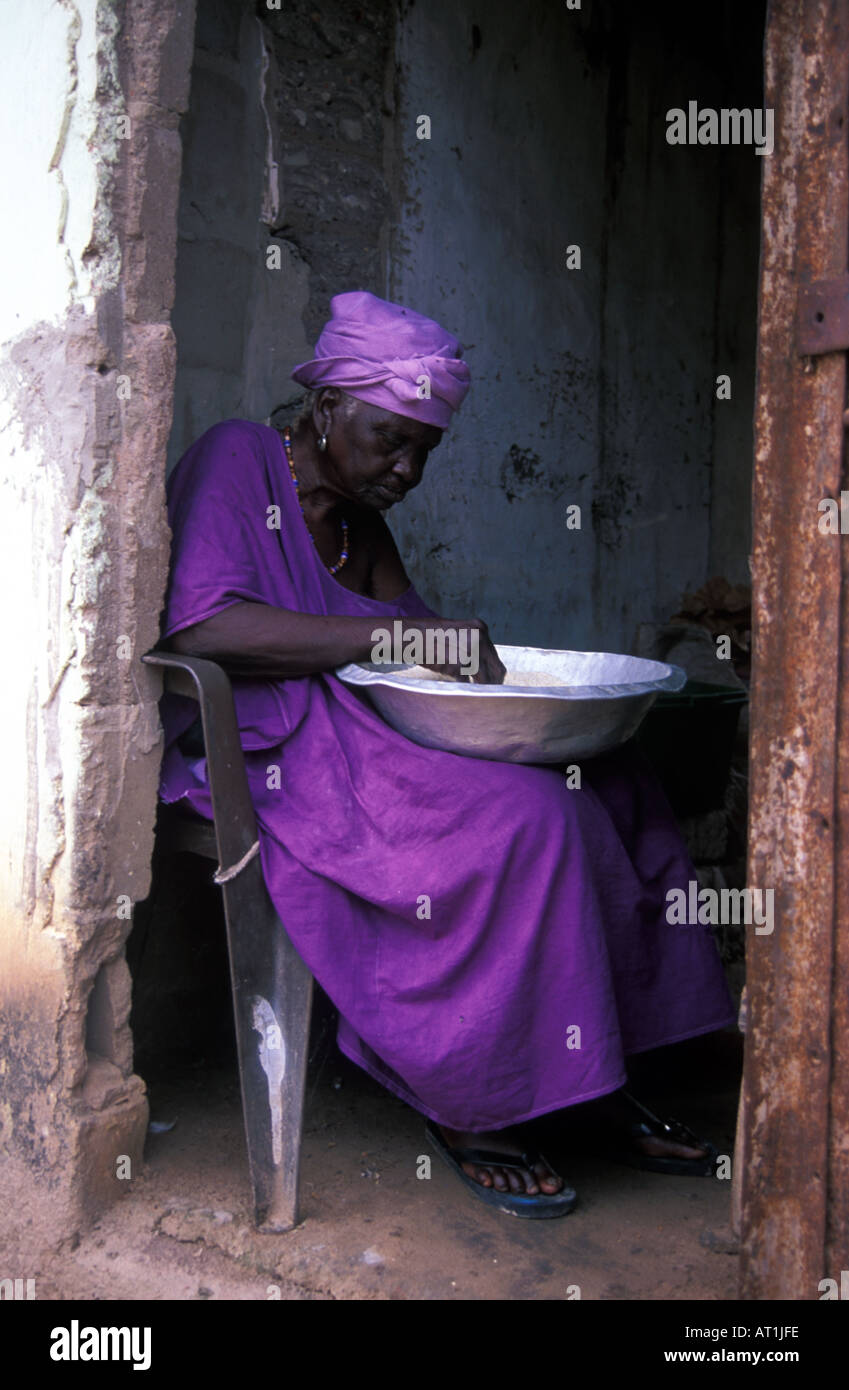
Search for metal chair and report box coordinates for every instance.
[142,652,313,1233]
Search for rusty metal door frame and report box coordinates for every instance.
[740,0,849,1299]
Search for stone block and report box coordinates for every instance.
[122,124,185,322]
[123,0,197,118]
[85,958,135,1075]
[75,1078,149,1223]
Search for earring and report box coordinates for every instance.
[318,433,328,452]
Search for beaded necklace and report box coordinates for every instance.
[282,427,350,576]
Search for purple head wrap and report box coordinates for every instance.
[291,291,471,429]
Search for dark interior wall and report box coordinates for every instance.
[259,0,396,345]
[387,0,764,648]
[166,0,285,466]
[708,2,764,583]
[166,0,397,469]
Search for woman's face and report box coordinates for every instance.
[316,391,443,510]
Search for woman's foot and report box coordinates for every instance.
[426,1121,578,1218]
[436,1125,566,1195]
[593,1089,718,1171]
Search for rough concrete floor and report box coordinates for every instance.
[21,1030,742,1302]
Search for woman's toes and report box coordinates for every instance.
[453,1136,566,1198]
[461,1161,490,1186]
[530,1160,564,1194]
[637,1135,708,1160]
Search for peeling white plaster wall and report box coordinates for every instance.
[0,0,119,339]
[0,0,122,942]
[0,0,193,1245]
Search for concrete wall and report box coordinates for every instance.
[167,0,398,469]
[0,0,195,1251]
[388,0,762,650]
[167,0,309,468]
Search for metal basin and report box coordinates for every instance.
[334,644,687,763]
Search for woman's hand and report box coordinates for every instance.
[421,617,507,685]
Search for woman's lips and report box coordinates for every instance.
[377,482,405,502]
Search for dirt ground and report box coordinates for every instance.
[13,1028,743,1302]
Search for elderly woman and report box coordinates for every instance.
[158,291,735,1217]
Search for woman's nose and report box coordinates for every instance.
[392,447,426,486]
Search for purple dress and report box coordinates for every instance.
[158,419,735,1131]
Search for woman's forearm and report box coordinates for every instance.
[165,601,434,677]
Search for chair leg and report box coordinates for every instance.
[218,862,313,1232]
[255,922,313,1234]
[142,655,315,1231]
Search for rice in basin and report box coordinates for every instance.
[393,665,572,686]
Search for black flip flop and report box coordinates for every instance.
[425,1120,577,1219]
[610,1093,719,1176]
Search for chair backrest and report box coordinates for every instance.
[143,652,259,877]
